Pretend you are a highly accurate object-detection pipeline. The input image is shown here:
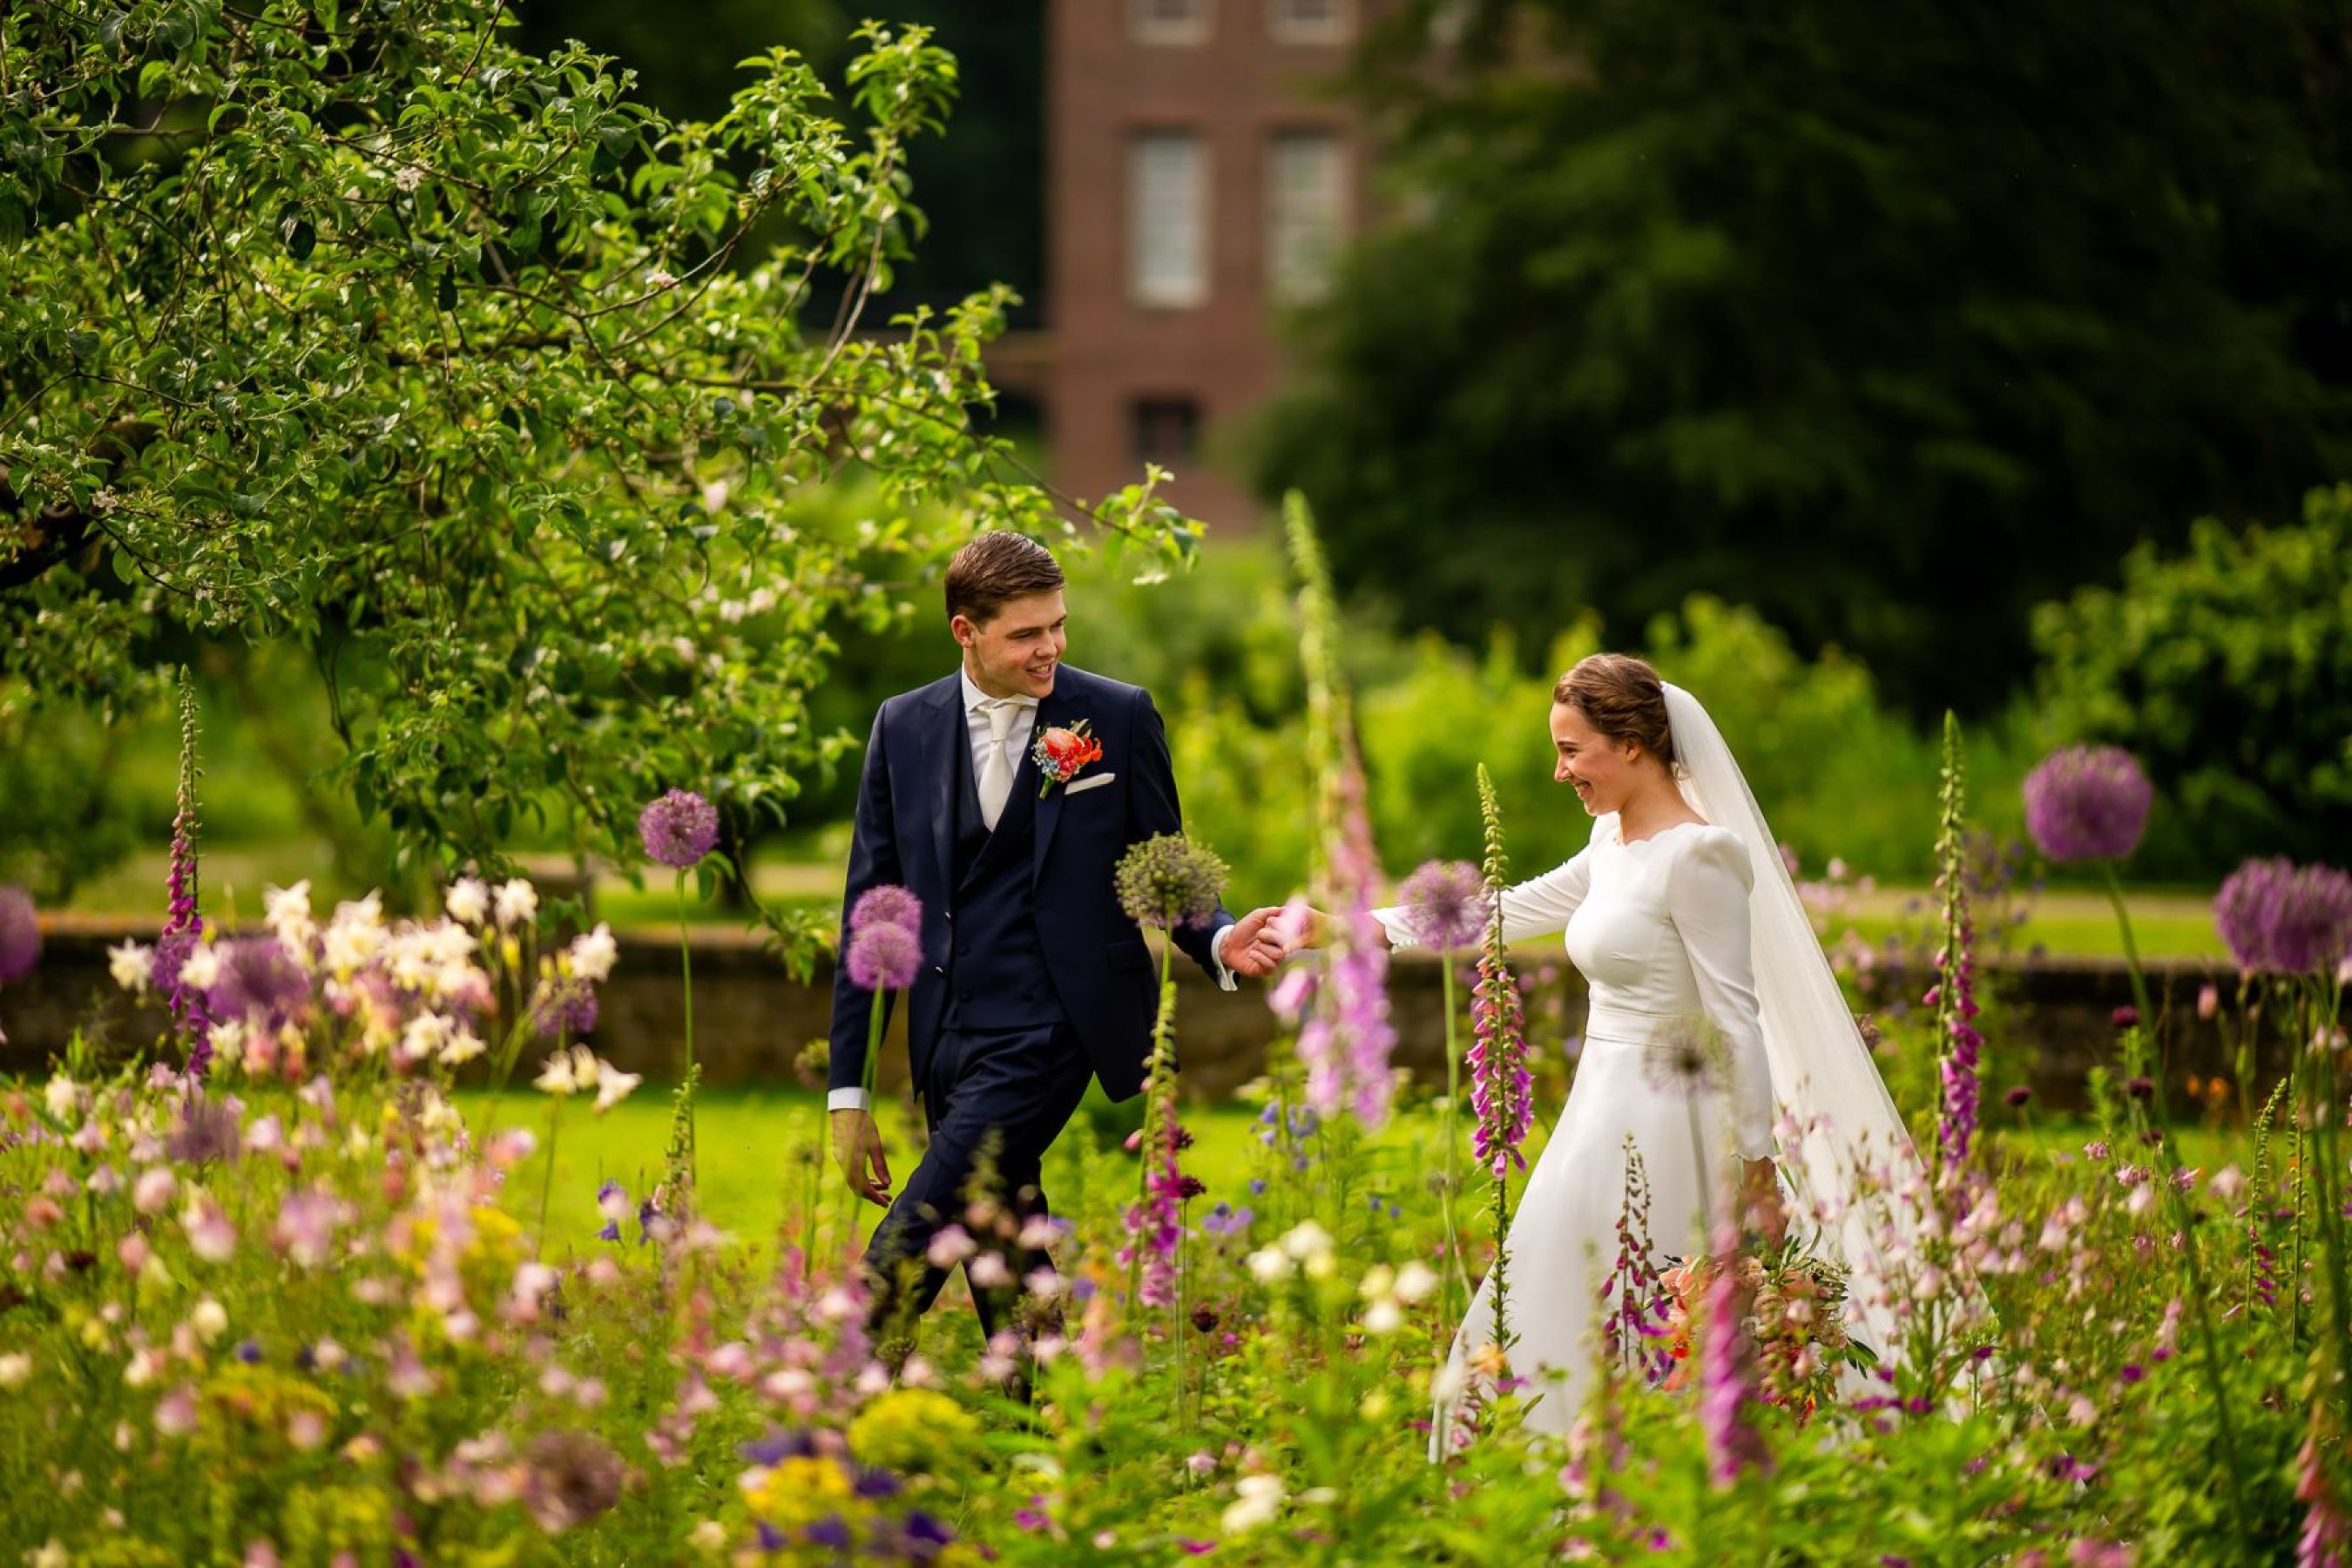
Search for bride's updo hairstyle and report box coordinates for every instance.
[1552,653,1676,768]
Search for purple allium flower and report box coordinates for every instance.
[2004,1085,2032,1109]
[522,1429,625,1532]
[845,923,921,992]
[2021,746,2153,863]
[848,884,923,938]
[1113,833,1228,931]
[1397,859,1487,952]
[638,788,720,868]
[2111,1005,2139,1031]
[2213,857,2352,977]
[205,937,312,1033]
[0,885,38,983]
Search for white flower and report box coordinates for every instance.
[568,923,618,983]
[42,1074,79,1122]
[399,1012,454,1065]
[444,877,490,926]
[0,1352,31,1388]
[107,941,153,993]
[395,164,426,192]
[2207,1165,2246,1202]
[206,1019,247,1069]
[1357,1264,1396,1301]
[132,1167,177,1215]
[1220,1473,1285,1535]
[189,1300,227,1344]
[1246,1247,1292,1285]
[1393,1260,1439,1303]
[648,267,678,288]
[535,1052,582,1097]
[1279,1220,1335,1262]
[494,878,538,929]
[439,1028,487,1067]
[689,1520,727,1551]
[321,893,386,973]
[1362,1298,1404,1335]
[176,943,221,991]
[263,881,316,950]
[968,1253,1014,1290]
[592,1059,641,1113]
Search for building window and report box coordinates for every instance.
[1267,131,1348,306]
[1130,132,1209,308]
[1132,0,1213,46]
[1270,0,1353,44]
[1130,397,1202,470]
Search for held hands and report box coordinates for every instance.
[1267,906,1387,954]
[832,1109,893,1208]
[1222,905,1295,977]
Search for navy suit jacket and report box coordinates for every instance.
[828,665,1236,1104]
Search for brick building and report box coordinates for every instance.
[1020,0,1380,531]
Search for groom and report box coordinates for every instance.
[828,531,1286,1345]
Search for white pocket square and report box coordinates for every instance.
[1063,772,1117,796]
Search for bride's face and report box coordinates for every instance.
[1551,702,1639,816]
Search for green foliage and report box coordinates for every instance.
[0,3,1194,952]
[1254,0,2352,718]
[2031,483,2352,877]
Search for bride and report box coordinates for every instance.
[1299,652,1922,1447]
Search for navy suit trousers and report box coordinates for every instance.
[863,1020,1093,1342]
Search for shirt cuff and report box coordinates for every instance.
[827,1087,870,1112]
[1208,924,1240,992]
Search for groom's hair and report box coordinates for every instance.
[945,531,1065,625]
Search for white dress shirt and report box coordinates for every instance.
[829,667,1238,1113]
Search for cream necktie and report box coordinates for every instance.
[976,699,1019,831]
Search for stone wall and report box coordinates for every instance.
[1,919,2271,1114]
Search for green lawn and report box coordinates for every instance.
[463,1083,2250,1263]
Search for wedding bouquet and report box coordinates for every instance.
[1657,1235,1878,1423]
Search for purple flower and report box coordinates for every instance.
[2004,1085,2032,1109]
[1470,918,1532,1178]
[2022,746,2153,862]
[845,923,921,992]
[1298,775,1396,1130]
[1699,1211,1773,1487]
[638,788,719,868]
[531,979,600,1040]
[205,937,311,1033]
[166,1097,244,1166]
[848,884,923,938]
[1112,834,1228,931]
[2213,857,2352,977]
[0,886,38,983]
[1397,859,1487,952]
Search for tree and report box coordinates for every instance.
[0,2,1190,951]
[2032,484,2352,876]
[1253,0,2352,716]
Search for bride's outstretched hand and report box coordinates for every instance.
[1224,906,1294,977]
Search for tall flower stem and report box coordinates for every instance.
[2100,862,2162,1118]
[674,868,699,1187]
[1437,955,1469,1324]
[537,1098,563,1242]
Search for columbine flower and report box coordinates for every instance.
[262,880,315,953]
[1397,860,1486,952]
[593,1059,641,1113]
[2021,745,2153,862]
[639,788,720,868]
[493,878,538,930]
[849,884,923,937]
[1114,834,1227,930]
[0,886,39,983]
[536,1048,588,1096]
[2213,857,2352,977]
[567,923,618,983]
[846,923,921,991]
[444,877,490,926]
[108,939,153,993]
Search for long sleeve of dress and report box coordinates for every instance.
[1667,828,1776,1159]
[1375,847,1595,951]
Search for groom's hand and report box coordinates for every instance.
[833,1109,893,1208]
[1223,906,1292,978]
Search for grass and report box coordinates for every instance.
[466,1082,2253,1263]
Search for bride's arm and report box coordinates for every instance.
[1667,830,1777,1162]
[1371,848,1595,951]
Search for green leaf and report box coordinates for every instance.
[277,203,315,262]
[138,60,172,99]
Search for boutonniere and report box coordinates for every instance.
[1033,718,1105,797]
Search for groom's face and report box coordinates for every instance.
[955,589,1067,700]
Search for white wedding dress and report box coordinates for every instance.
[1379,684,1931,1452]
[1382,814,1775,1446]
